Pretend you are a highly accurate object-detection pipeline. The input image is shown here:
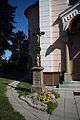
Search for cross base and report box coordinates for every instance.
[31,66,44,93]
[31,85,44,93]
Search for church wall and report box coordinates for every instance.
[39,0,52,72]
[50,0,69,73]
[39,0,69,85]
[25,1,80,85]
[39,0,69,74]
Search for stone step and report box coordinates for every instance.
[63,81,80,84]
[59,81,80,88]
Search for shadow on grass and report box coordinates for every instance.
[15,87,30,93]
[2,82,31,97]
[0,71,32,84]
[16,87,31,96]
[2,82,31,93]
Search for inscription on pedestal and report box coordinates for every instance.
[33,71,42,85]
[31,67,44,93]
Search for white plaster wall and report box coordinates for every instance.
[39,0,53,72]
[50,0,69,72]
[39,0,69,72]
[27,0,80,74]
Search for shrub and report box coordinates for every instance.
[51,90,60,99]
[47,101,58,114]
[37,90,60,114]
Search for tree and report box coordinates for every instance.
[10,31,28,71]
[0,0,16,56]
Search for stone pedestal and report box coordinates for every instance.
[31,67,44,93]
[64,73,72,81]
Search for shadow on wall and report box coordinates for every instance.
[45,17,66,72]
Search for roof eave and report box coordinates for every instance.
[24,1,39,18]
[59,1,80,18]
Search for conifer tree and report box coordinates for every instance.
[0,0,16,56]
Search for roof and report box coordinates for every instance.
[24,0,39,18]
[59,1,80,18]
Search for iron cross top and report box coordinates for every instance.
[32,28,45,37]
[32,28,45,46]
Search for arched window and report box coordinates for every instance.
[68,14,80,34]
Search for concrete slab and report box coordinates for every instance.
[75,96,80,119]
[65,115,79,120]
[51,115,64,120]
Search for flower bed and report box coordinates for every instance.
[37,90,55,102]
[20,89,60,114]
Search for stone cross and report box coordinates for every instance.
[33,28,45,67]
[31,28,45,93]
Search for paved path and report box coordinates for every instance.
[6,81,80,120]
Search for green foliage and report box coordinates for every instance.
[47,101,58,114]
[0,77,25,120]
[0,59,9,71]
[0,59,7,67]
[0,0,16,56]
[51,90,60,99]
[17,82,32,97]
[10,31,28,72]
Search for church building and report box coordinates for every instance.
[24,0,80,85]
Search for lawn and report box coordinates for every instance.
[0,77,25,120]
[17,81,32,96]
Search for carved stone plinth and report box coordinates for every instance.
[31,67,44,93]
[64,73,72,81]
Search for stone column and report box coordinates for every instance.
[66,44,70,73]
[64,44,72,81]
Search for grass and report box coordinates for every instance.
[0,77,25,120]
[17,81,32,96]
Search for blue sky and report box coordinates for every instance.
[5,0,37,59]
[8,0,37,35]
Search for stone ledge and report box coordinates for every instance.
[32,66,44,71]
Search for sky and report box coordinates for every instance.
[5,0,37,59]
[8,0,37,35]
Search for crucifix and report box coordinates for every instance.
[33,28,45,67]
[31,28,45,93]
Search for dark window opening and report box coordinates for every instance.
[69,0,78,5]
